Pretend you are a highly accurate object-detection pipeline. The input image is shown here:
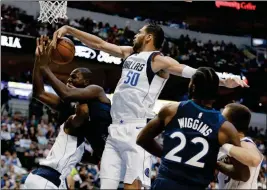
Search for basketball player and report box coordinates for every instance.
[34,36,112,165]
[52,24,248,189]
[217,103,263,189]
[137,67,250,190]
[24,36,112,189]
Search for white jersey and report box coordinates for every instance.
[111,51,167,121]
[40,124,85,179]
[217,137,262,189]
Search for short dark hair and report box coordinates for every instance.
[77,67,92,80]
[224,103,251,133]
[189,67,219,100]
[145,22,165,49]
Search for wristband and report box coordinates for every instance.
[181,66,197,78]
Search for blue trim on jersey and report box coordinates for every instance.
[189,100,220,113]
[146,52,161,85]
[32,165,61,187]
[98,103,112,112]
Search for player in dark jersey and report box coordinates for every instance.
[136,67,250,190]
[33,36,112,164]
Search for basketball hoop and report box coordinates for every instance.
[38,1,68,24]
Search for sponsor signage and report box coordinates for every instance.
[1,35,22,48]
[75,45,122,65]
[215,1,256,11]
[1,33,123,65]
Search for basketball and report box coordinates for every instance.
[51,37,75,65]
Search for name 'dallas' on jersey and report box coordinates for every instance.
[111,51,167,121]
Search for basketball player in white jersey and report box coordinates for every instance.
[52,23,248,189]
[217,103,263,189]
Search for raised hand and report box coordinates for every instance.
[35,35,49,57]
[36,36,52,69]
[51,25,68,49]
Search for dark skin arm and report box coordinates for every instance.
[32,36,61,110]
[42,67,104,102]
[37,41,107,103]
[136,103,179,157]
[64,103,89,136]
[217,122,250,182]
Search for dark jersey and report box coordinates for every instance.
[82,99,112,160]
[158,100,226,188]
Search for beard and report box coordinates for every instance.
[133,41,142,53]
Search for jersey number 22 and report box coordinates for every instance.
[165,132,209,168]
[124,71,140,86]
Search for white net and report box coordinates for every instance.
[38,1,68,24]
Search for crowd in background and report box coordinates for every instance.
[1,4,267,189]
[1,4,266,81]
[1,108,267,189]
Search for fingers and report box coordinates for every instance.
[52,31,59,49]
[242,80,249,88]
[36,37,40,47]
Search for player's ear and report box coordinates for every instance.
[146,34,153,42]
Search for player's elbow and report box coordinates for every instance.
[250,155,262,167]
[136,134,146,148]
[60,90,74,102]
[239,167,250,182]
[240,172,250,182]
[33,91,46,101]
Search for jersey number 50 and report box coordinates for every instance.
[165,132,209,168]
[124,71,140,86]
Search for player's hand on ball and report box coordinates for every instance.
[52,25,68,49]
[224,76,249,88]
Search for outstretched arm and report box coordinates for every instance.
[32,36,61,110]
[152,55,249,88]
[52,25,133,59]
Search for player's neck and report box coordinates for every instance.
[192,99,213,109]
[140,45,157,52]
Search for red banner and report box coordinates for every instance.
[215,1,256,11]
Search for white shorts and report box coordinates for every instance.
[100,119,152,188]
[24,172,67,189]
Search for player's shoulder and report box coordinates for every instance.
[85,85,104,92]
[158,102,180,119]
[120,46,134,59]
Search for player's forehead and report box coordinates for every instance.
[70,69,82,77]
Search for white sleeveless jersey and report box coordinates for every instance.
[111,51,167,121]
[217,137,262,189]
[40,124,85,179]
